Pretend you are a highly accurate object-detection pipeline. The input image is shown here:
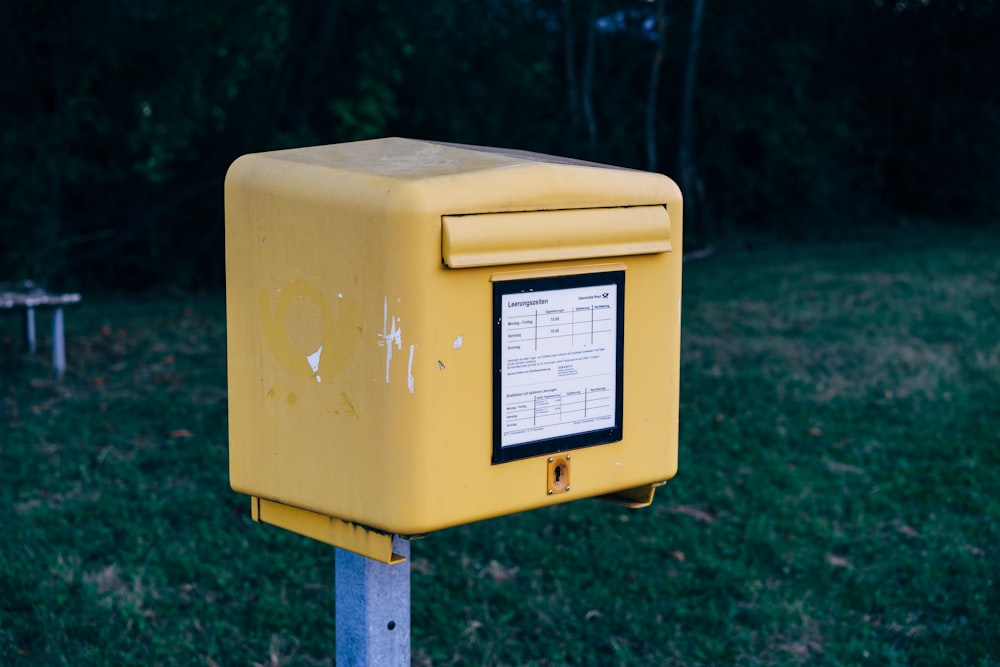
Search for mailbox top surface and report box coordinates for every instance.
[246,137,624,180]
[227,137,680,217]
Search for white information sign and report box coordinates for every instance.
[498,280,620,450]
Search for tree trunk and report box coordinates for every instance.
[561,0,581,140]
[678,0,707,236]
[581,0,599,159]
[645,0,667,172]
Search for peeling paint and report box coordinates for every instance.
[378,297,403,383]
[453,335,463,350]
[437,360,445,370]
[407,344,416,393]
[259,281,363,384]
[306,344,323,383]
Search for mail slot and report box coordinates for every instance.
[225,138,683,563]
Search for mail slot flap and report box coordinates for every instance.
[442,205,671,268]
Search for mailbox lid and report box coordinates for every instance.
[232,137,679,221]
[442,205,671,268]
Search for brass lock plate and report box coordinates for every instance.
[547,455,571,495]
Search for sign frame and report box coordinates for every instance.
[492,271,625,464]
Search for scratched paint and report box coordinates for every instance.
[453,335,463,350]
[407,344,416,393]
[317,391,359,417]
[378,296,403,383]
[306,344,323,383]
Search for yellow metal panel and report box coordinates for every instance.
[226,138,683,552]
[598,481,666,508]
[442,205,670,268]
[488,262,628,282]
[254,497,405,564]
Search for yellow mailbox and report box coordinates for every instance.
[225,138,682,563]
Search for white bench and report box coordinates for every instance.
[0,281,82,378]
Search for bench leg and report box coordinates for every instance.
[53,307,66,379]
[24,307,37,354]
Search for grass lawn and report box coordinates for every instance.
[2,224,997,666]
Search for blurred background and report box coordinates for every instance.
[3,0,998,291]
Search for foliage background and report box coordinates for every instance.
[3,0,998,289]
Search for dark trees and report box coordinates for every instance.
[1,0,996,289]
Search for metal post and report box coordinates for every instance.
[53,307,66,379]
[335,536,410,666]
[24,306,36,354]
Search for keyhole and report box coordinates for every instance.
[547,456,570,495]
